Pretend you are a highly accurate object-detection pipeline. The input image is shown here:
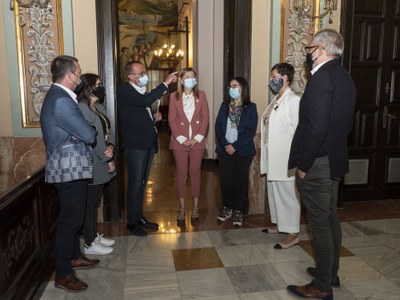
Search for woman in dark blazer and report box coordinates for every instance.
[77,73,116,255]
[169,68,209,223]
[215,77,258,226]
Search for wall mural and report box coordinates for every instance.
[11,0,63,128]
[118,0,183,78]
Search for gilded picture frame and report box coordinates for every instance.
[13,0,64,128]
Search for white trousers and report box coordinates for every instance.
[267,180,300,234]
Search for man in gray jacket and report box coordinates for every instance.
[40,55,98,292]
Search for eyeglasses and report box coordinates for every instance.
[130,71,147,77]
[227,84,240,89]
[72,72,81,79]
[305,45,319,54]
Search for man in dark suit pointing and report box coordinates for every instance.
[118,61,177,236]
[287,29,356,300]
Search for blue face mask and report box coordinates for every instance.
[268,77,284,93]
[183,78,197,89]
[138,74,149,87]
[229,87,241,99]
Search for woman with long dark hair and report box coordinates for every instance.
[215,77,258,226]
[77,73,116,255]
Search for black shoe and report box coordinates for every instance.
[127,223,147,237]
[138,217,159,230]
[306,267,340,288]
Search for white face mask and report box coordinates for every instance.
[183,78,197,89]
[229,87,241,99]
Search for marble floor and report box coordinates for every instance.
[39,130,400,300]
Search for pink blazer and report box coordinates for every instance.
[168,90,209,151]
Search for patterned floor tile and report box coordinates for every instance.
[173,247,224,271]
[298,240,354,258]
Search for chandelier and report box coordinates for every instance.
[154,3,189,70]
[293,0,338,24]
[154,39,184,69]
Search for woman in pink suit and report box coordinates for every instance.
[168,68,209,224]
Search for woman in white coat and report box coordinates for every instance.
[260,63,301,249]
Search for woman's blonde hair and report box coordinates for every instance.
[175,67,199,100]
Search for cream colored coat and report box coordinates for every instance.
[260,88,300,180]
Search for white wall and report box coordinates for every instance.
[72,0,98,74]
[251,0,272,130]
[196,0,224,159]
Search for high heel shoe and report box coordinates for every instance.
[274,234,299,249]
[177,208,185,223]
[191,206,199,221]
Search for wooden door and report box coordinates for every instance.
[342,0,400,200]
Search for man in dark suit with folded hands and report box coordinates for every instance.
[118,61,177,236]
[287,29,356,300]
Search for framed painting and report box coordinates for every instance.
[12,0,64,128]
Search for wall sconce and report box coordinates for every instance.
[293,0,338,24]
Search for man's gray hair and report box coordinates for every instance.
[313,29,344,57]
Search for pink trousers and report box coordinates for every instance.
[172,149,204,198]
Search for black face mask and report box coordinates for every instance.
[74,79,84,93]
[305,46,318,70]
[306,53,316,70]
[93,86,106,102]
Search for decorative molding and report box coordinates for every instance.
[12,0,63,128]
[285,0,312,95]
[4,214,35,279]
[284,0,332,95]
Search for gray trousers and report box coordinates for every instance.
[296,156,342,292]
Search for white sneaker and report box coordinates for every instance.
[217,206,233,222]
[84,237,113,255]
[96,233,115,247]
[232,210,242,226]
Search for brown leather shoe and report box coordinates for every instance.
[55,273,88,292]
[287,281,333,300]
[71,255,100,270]
[307,267,340,287]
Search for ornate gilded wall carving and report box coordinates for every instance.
[11,0,63,128]
[283,0,334,95]
[285,0,312,95]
